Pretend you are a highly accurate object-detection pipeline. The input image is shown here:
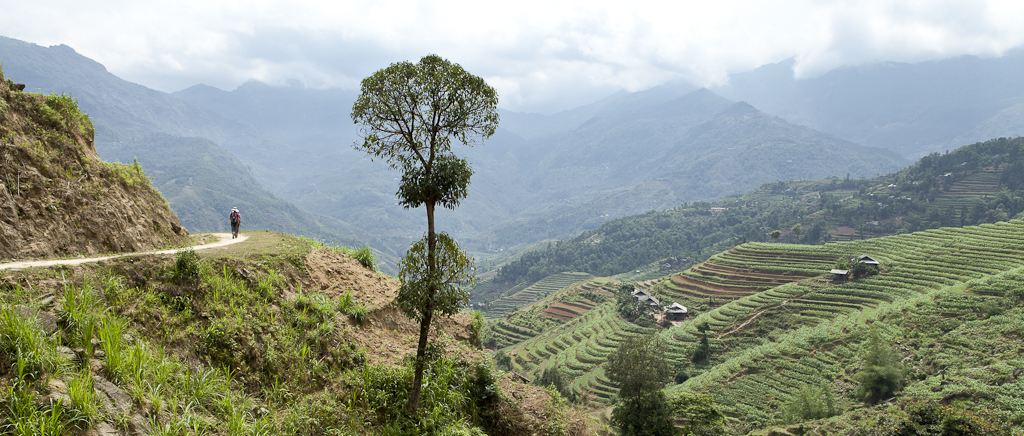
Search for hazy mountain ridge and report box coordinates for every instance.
[0,36,382,260]
[716,49,1024,157]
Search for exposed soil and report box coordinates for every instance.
[303,247,398,311]
[302,246,475,367]
[0,80,187,261]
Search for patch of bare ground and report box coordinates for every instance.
[301,246,477,366]
[302,247,397,311]
[495,375,603,435]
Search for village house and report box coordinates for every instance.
[663,302,688,321]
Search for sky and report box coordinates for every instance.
[4,0,1024,114]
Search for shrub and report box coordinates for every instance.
[469,310,484,348]
[349,244,377,271]
[782,384,839,424]
[173,248,204,284]
[854,326,907,405]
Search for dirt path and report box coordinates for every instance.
[0,233,248,270]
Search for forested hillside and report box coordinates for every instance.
[490,137,1024,287]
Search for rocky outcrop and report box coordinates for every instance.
[0,74,187,260]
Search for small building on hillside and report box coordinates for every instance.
[856,254,880,266]
[830,269,849,282]
[632,288,660,307]
[663,303,688,321]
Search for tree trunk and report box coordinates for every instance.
[406,201,437,413]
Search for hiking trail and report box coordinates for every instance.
[0,233,247,270]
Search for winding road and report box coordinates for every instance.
[0,233,248,270]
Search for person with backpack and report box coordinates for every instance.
[229,207,241,239]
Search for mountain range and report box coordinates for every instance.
[3,35,1022,269]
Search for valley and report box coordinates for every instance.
[3,33,1024,436]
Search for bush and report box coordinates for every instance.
[854,327,907,405]
[348,244,377,271]
[469,310,484,348]
[782,384,839,424]
[173,248,204,284]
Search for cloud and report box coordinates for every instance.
[3,0,1023,113]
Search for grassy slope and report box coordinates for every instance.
[0,233,598,435]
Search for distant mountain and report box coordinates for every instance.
[0,36,378,258]
[492,136,1024,286]
[480,99,905,248]
[174,79,906,254]
[715,50,1024,157]
[0,35,914,260]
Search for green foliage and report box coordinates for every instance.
[691,322,712,365]
[0,306,61,378]
[853,401,1015,436]
[611,391,679,436]
[355,352,496,434]
[615,283,642,322]
[396,232,476,322]
[173,248,204,284]
[349,244,378,271]
[536,365,576,403]
[351,54,499,175]
[854,326,907,405]
[607,333,672,400]
[34,93,94,140]
[104,158,149,187]
[670,392,727,436]
[494,350,512,371]
[781,384,839,424]
[468,310,484,348]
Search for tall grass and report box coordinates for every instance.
[299,236,378,271]
[0,306,61,377]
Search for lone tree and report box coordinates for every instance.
[607,334,677,436]
[791,223,802,243]
[351,54,499,412]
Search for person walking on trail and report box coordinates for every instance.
[229,207,242,239]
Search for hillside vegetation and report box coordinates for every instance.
[491,136,1024,287]
[0,232,600,435]
[0,68,596,434]
[493,218,1024,434]
[0,65,187,260]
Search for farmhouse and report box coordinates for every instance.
[632,288,660,307]
[663,302,688,320]
[856,254,880,266]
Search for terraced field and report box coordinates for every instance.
[930,169,1002,215]
[653,245,842,304]
[539,279,615,321]
[663,220,1024,423]
[488,276,612,349]
[483,272,593,319]
[502,302,655,403]
[500,219,1024,417]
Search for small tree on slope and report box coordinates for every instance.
[351,54,499,412]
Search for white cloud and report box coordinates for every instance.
[3,0,1023,113]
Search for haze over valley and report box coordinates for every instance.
[4,35,1024,271]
